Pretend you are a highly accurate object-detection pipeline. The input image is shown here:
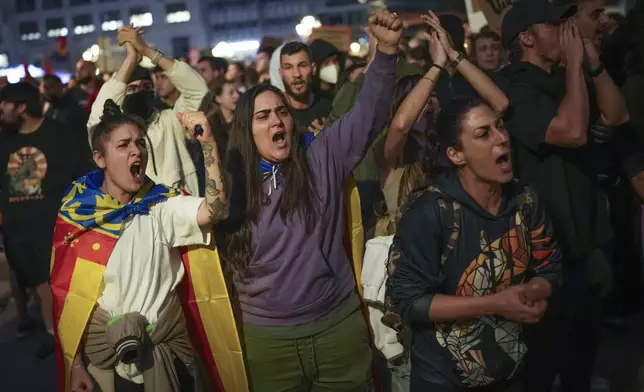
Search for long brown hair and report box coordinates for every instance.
[216,84,318,277]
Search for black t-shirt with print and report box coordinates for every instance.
[0,118,92,245]
[291,94,333,134]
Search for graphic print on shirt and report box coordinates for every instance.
[434,210,554,387]
[6,146,48,202]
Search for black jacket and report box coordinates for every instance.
[389,170,562,389]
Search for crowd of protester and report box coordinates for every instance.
[0,0,644,391]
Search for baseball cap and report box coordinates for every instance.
[501,0,578,48]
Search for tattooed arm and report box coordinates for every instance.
[177,111,229,226]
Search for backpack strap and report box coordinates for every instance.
[427,186,461,266]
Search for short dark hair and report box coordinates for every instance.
[507,37,523,63]
[199,56,228,72]
[472,31,501,48]
[42,74,63,85]
[0,82,43,118]
[257,46,276,56]
[280,42,312,64]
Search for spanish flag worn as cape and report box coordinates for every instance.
[52,156,365,391]
[51,171,247,392]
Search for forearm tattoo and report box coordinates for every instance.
[201,141,229,222]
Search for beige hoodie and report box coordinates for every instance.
[88,61,207,195]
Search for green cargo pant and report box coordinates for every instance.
[244,310,374,392]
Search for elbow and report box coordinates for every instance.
[389,118,411,135]
[601,111,630,127]
[568,129,588,147]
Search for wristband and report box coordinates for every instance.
[151,50,164,66]
[590,64,605,78]
[430,64,444,73]
[72,363,84,371]
[449,52,466,69]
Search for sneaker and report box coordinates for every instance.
[35,337,55,360]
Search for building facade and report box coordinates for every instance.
[0,0,210,72]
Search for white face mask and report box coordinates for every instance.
[319,63,340,84]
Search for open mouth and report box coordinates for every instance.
[129,161,143,179]
[496,152,511,171]
[272,131,286,145]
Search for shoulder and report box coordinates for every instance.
[398,187,442,227]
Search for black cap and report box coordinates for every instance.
[501,0,577,48]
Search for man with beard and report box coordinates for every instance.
[0,82,91,359]
[88,25,208,195]
[279,41,332,134]
[69,59,103,112]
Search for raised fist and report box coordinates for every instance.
[368,10,403,54]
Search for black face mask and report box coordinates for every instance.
[122,90,156,121]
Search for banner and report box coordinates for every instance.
[308,26,352,52]
[474,0,516,31]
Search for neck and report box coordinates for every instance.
[100,176,134,205]
[19,116,44,135]
[163,89,180,107]
[521,52,554,73]
[287,92,313,110]
[221,108,233,124]
[458,170,503,216]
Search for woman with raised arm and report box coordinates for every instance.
[51,99,235,392]
[374,12,508,237]
[213,10,402,392]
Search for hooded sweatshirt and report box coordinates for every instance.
[389,170,562,389]
[234,51,397,327]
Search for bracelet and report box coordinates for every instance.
[589,64,605,78]
[151,49,164,66]
[430,64,444,73]
[449,52,466,69]
[72,363,84,371]
[422,76,436,84]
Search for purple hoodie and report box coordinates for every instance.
[234,51,397,326]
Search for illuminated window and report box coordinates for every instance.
[73,14,95,35]
[130,7,153,27]
[19,21,41,41]
[0,54,9,69]
[46,17,68,38]
[166,3,191,24]
[100,10,123,31]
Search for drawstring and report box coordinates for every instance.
[269,165,278,196]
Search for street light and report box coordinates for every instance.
[296,15,321,39]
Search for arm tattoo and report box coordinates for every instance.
[201,141,229,222]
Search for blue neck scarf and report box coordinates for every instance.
[259,131,317,194]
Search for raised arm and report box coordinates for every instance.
[544,21,590,148]
[310,10,401,180]
[584,39,629,127]
[381,33,444,176]
[87,39,139,142]
[177,111,229,226]
[423,11,509,114]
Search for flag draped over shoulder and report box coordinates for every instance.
[50,170,247,392]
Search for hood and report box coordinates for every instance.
[494,61,566,99]
[269,44,286,92]
[309,39,340,67]
[432,170,519,221]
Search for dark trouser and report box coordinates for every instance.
[244,310,374,392]
[523,248,610,392]
[410,377,523,392]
